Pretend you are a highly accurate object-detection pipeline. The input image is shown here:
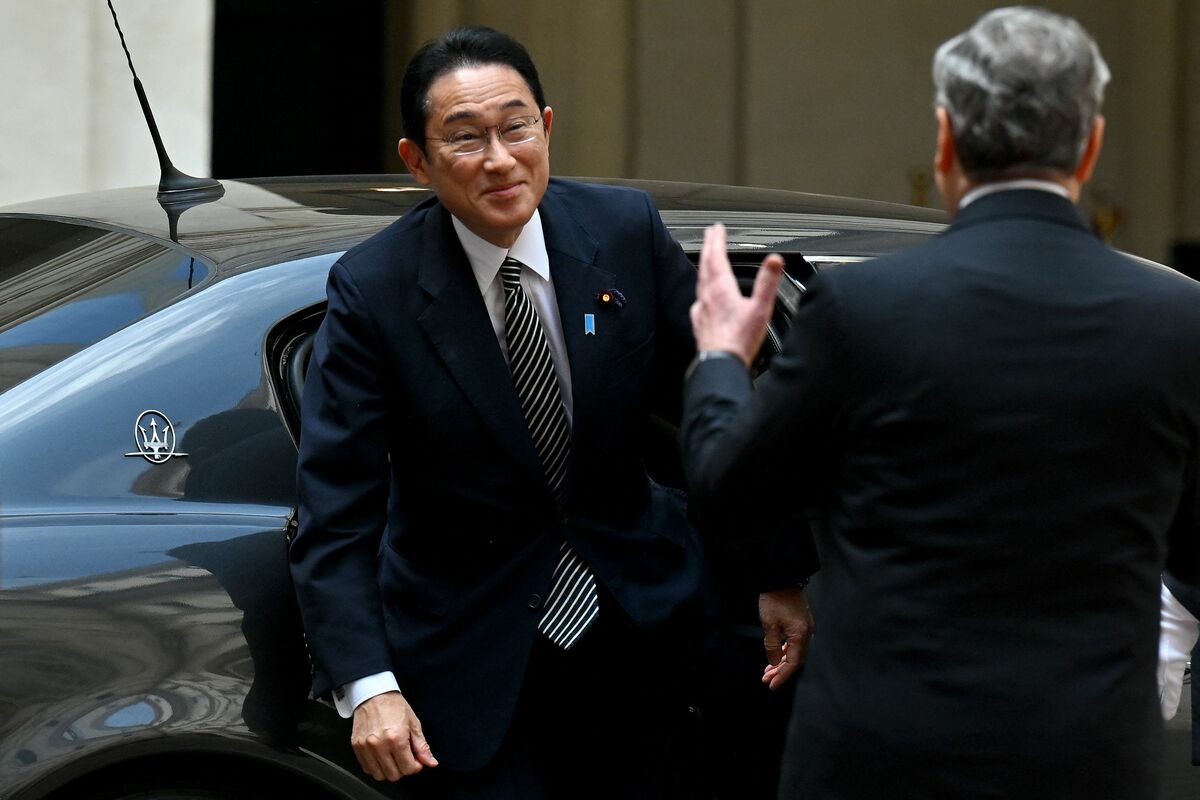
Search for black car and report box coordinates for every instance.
[0,176,1191,799]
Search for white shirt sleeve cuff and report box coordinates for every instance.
[332,671,400,719]
[1157,581,1199,720]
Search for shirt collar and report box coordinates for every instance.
[958,178,1071,210]
[451,209,550,296]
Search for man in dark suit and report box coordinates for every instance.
[289,26,807,799]
[683,7,1200,799]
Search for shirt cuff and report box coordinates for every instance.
[685,349,745,381]
[333,671,401,719]
[1158,581,1199,720]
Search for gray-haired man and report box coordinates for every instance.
[682,7,1200,798]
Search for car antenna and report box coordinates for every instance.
[106,0,224,239]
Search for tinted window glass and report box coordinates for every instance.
[0,218,209,394]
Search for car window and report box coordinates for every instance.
[805,255,873,271]
[268,307,325,440]
[0,218,210,395]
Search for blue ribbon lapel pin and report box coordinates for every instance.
[584,313,596,336]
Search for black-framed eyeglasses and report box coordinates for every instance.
[432,114,544,157]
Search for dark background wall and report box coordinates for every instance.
[211,0,387,177]
[4,1,1196,267]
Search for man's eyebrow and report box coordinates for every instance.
[442,99,532,126]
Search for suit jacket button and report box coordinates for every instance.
[528,593,543,609]
[557,512,569,525]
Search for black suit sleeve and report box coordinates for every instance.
[682,273,850,579]
[641,198,815,591]
[290,260,395,697]
[1165,448,1200,604]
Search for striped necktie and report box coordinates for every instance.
[500,257,598,650]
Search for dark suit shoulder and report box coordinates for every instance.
[335,195,442,281]
[545,178,657,223]
[1122,253,1200,298]
[799,208,1200,391]
[820,203,1198,302]
[546,176,651,204]
[318,196,455,339]
[802,237,933,307]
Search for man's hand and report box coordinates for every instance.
[759,586,814,690]
[351,691,439,781]
[689,222,786,366]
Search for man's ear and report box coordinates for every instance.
[934,106,956,175]
[398,139,432,185]
[1074,115,1105,186]
[541,106,553,148]
[933,107,970,214]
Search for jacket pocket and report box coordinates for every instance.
[647,479,690,547]
[381,540,455,620]
[606,332,655,388]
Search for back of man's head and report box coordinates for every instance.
[400,26,546,152]
[933,6,1110,182]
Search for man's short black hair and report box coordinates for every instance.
[401,26,546,151]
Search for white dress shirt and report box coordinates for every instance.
[1158,580,1199,719]
[957,178,1071,210]
[333,210,572,717]
[452,209,574,422]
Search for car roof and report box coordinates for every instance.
[0,175,946,275]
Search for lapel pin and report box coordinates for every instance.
[584,313,596,335]
[595,288,627,309]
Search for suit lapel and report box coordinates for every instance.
[540,190,617,458]
[416,205,544,477]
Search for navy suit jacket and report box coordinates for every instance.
[291,179,712,770]
[684,190,1200,799]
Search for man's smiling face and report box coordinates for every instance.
[399,63,553,249]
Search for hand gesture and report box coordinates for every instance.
[689,223,785,366]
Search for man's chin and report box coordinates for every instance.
[481,206,536,231]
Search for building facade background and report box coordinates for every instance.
[2,0,1197,266]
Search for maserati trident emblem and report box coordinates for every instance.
[125,410,188,464]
